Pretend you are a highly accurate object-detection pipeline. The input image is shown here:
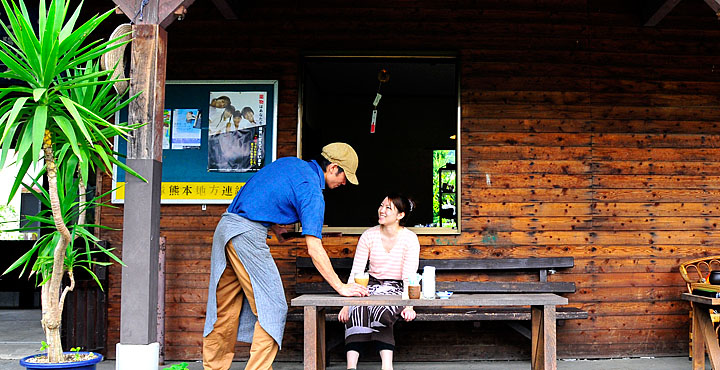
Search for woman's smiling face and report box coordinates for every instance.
[378,197,403,226]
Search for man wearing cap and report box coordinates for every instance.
[202,142,367,370]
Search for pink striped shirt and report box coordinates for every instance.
[349,226,420,283]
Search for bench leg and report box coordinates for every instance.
[531,305,557,370]
[303,306,326,370]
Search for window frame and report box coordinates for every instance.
[297,52,462,235]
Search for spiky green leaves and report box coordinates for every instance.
[0,0,144,204]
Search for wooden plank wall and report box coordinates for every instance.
[96,0,720,361]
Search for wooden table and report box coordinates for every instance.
[290,293,568,370]
[682,293,720,369]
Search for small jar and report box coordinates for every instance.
[709,270,720,285]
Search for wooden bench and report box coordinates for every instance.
[291,256,588,329]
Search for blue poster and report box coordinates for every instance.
[171,108,201,149]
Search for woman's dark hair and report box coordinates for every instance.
[386,192,415,227]
[314,155,344,174]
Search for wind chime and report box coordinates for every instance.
[371,68,390,133]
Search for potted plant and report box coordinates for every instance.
[0,0,144,367]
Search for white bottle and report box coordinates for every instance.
[422,266,436,299]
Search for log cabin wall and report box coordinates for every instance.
[96,0,720,361]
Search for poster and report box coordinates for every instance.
[171,108,201,149]
[112,80,278,204]
[208,126,264,172]
[208,91,266,172]
[162,109,171,149]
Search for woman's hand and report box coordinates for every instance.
[337,282,369,297]
[338,306,350,323]
[401,306,416,321]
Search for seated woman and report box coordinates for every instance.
[338,193,420,370]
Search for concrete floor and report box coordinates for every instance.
[2,357,708,370]
[0,309,710,370]
[0,310,43,361]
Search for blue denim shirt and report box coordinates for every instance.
[227,157,326,238]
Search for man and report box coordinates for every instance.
[203,143,369,370]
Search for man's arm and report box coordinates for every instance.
[305,235,368,297]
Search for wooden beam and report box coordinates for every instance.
[644,0,683,26]
[159,0,196,28]
[111,0,196,28]
[211,0,239,20]
[704,0,720,15]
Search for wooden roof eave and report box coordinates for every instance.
[111,0,196,28]
[644,0,720,27]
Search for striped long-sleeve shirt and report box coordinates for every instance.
[349,225,420,284]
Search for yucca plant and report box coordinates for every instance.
[0,0,145,363]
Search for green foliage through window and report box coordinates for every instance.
[432,150,456,228]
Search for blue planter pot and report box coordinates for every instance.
[19,352,103,370]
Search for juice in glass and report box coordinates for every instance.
[354,272,369,287]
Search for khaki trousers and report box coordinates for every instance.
[203,240,279,370]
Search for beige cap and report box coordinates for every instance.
[321,142,359,185]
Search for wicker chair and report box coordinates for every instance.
[680,255,720,358]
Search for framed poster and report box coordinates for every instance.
[112,80,279,204]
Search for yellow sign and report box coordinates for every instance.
[114,182,246,203]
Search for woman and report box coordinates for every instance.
[338,193,420,370]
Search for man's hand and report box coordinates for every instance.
[401,307,416,321]
[338,306,350,323]
[270,224,288,243]
[337,282,368,297]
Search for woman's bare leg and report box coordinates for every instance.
[347,350,360,369]
[379,349,394,370]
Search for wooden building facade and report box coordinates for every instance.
[96,0,720,361]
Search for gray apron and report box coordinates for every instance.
[203,213,287,347]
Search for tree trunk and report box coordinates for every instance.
[42,130,73,363]
[43,311,64,361]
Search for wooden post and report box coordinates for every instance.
[119,24,167,345]
[110,0,194,360]
[531,305,557,370]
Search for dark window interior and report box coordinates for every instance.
[301,57,459,230]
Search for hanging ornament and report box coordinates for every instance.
[378,69,390,83]
[371,68,390,133]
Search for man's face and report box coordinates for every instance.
[325,164,347,189]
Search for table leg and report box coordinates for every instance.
[531,305,557,370]
[695,303,720,369]
[318,308,326,370]
[303,306,326,370]
[692,304,706,370]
